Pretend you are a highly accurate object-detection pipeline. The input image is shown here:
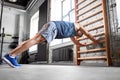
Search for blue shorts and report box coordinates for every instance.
[39,22,57,43]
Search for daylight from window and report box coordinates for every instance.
[116,0,120,27]
[29,11,39,52]
[50,0,75,46]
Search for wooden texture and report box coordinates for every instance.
[78,56,107,60]
[78,48,106,53]
[75,0,80,65]
[77,2,102,17]
[101,0,112,66]
[75,0,111,66]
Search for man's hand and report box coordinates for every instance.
[75,23,99,44]
[79,42,87,46]
[70,37,87,46]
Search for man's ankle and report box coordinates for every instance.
[9,53,16,58]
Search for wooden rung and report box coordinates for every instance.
[76,0,96,11]
[77,17,103,26]
[78,48,106,53]
[77,2,102,17]
[78,9,102,22]
[76,0,85,6]
[78,56,107,60]
[77,32,105,41]
[80,39,105,46]
[87,24,104,32]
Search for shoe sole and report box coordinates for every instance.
[2,57,20,68]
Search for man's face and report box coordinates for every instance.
[77,30,83,37]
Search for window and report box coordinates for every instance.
[29,11,39,52]
[62,0,75,22]
[116,0,120,28]
[61,0,75,43]
[50,0,75,46]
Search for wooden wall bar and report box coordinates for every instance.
[75,0,80,65]
[101,0,112,65]
[76,0,96,11]
[77,2,102,17]
[78,32,105,41]
[78,48,106,53]
[75,0,112,66]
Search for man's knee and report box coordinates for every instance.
[33,34,46,44]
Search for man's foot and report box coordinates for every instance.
[2,54,21,68]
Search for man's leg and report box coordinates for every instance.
[10,33,46,56]
[2,33,46,68]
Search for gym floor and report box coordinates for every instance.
[0,64,120,80]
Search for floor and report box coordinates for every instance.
[0,64,120,80]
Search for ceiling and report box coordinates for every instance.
[3,0,33,10]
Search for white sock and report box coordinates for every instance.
[9,54,15,58]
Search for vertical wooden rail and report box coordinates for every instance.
[74,0,112,66]
[76,45,80,65]
[75,0,80,65]
[101,0,112,66]
[75,0,78,22]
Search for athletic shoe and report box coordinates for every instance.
[2,54,21,68]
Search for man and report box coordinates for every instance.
[2,21,98,68]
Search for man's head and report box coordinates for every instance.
[76,30,83,37]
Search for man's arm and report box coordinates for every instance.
[78,24,98,43]
[70,37,86,46]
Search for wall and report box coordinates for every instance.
[107,0,120,66]
[0,5,29,57]
[0,0,47,63]
[26,0,45,18]
[49,41,76,64]
[22,0,48,63]
[49,0,63,46]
